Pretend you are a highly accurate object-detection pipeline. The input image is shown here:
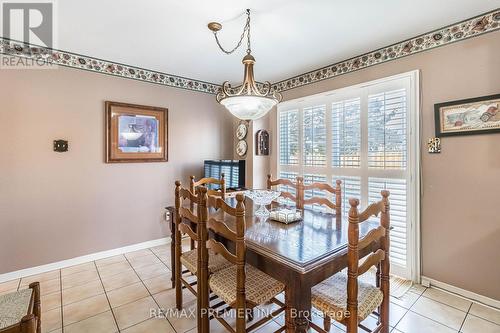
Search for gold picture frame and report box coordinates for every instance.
[105,101,168,163]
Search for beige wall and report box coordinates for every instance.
[269,31,500,300]
[0,68,234,274]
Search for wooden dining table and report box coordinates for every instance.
[169,196,383,333]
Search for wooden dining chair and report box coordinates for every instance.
[0,282,41,333]
[191,173,226,199]
[267,174,299,206]
[297,177,342,215]
[174,181,230,310]
[197,188,286,333]
[189,174,226,250]
[310,191,390,333]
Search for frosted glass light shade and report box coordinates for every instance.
[220,95,277,120]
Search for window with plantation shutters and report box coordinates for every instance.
[277,71,420,280]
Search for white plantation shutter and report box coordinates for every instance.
[303,105,327,166]
[333,176,362,213]
[332,98,361,167]
[368,89,407,169]
[278,72,418,280]
[279,110,299,165]
[368,178,408,267]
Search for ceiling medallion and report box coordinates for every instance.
[208,9,282,121]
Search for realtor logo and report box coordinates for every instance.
[2,2,53,46]
[1,1,56,68]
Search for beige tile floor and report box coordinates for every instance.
[1,243,499,333]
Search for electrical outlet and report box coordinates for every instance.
[53,139,68,152]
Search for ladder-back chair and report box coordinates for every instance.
[174,181,230,310]
[197,188,286,333]
[267,174,299,206]
[191,173,226,199]
[297,177,342,216]
[189,174,226,250]
[310,191,390,333]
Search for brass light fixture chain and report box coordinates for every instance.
[212,9,251,55]
[246,8,251,54]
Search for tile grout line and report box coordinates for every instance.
[406,286,461,330]
[407,307,464,332]
[93,260,121,333]
[394,286,426,332]
[56,268,120,333]
[419,291,473,313]
[149,247,173,272]
[123,249,180,333]
[391,305,410,330]
[415,288,498,330]
[458,302,473,333]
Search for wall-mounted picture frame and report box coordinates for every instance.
[105,101,168,163]
[434,93,500,137]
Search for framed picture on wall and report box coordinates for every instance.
[434,93,500,137]
[105,101,168,163]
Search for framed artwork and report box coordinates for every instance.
[434,94,500,137]
[105,101,168,163]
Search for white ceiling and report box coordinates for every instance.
[57,0,498,84]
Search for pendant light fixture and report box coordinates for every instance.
[208,9,282,120]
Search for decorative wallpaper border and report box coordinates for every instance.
[272,9,500,93]
[0,9,499,95]
[0,38,220,94]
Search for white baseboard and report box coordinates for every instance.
[0,238,170,284]
[422,275,500,309]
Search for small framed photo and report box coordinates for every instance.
[434,94,500,137]
[105,101,168,163]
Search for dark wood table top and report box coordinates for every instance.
[199,197,379,274]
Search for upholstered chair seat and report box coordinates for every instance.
[312,274,383,322]
[180,248,231,274]
[0,289,33,330]
[209,264,285,308]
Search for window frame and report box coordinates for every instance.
[275,70,420,282]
